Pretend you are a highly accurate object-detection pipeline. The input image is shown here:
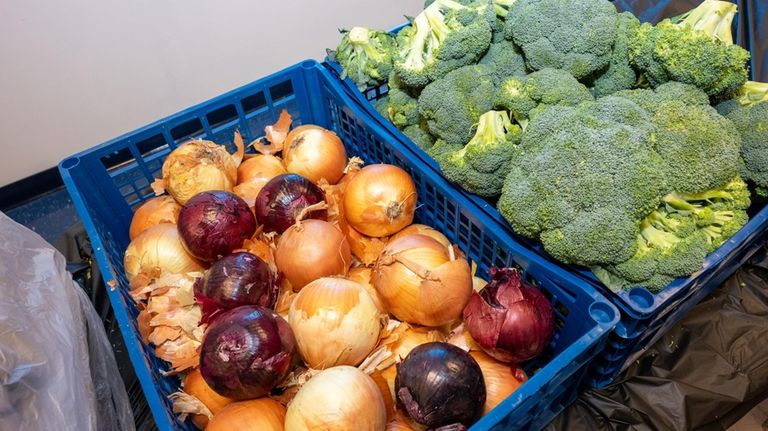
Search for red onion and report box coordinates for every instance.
[462,267,554,363]
[254,173,327,234]
[200,306,297,400]
[194,252,279,323]
[177,191,256,263]
[395,342,485,429]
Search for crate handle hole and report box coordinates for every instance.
[61,157,80,169]
[588,302,617,325]
[301,60,316,69]
[627,287,655,310]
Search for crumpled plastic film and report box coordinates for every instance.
[0,212,134,431]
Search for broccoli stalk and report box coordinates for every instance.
[734,81,768,107]
[669,0,737,44]
[493,0,517,17]
[330,27,395,90]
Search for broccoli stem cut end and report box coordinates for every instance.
[674,0,738,44]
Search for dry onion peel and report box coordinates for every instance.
[123,224,205,282]
[129,195,181,240]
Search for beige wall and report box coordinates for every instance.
[0,0,420,187]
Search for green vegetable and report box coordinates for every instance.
[627,0,750,98]
[329,27,396,91]
[496,68,593,123]
[395,0,494,88]
[478,39,528,84]
[504,0,619,80]
[590,12,640,97]
[431,110,522,197]
[402,122,436,152]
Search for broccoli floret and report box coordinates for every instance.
[505,0,619,80]
[613,82,711,114]
[498,97,668,266]
[402,122,436,151]
[716,81,768,194]
[590,12,640,97]
[432,110,522,197]
[387,88,420,128]
[395,0,493,88]
[628,0,750,98]
[418,64,497,146]
[478,39,527,84]
[329,27,396,91]
[497,68,593,122]
[374,96,389,118]
[651,101,742,194]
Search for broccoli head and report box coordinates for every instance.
[590,11,640,97]
[613,81,710,114]
[395,0,493,88]
[497,68,594,122]
[402,122,436,152]
[498,96,669,266]
[628,0,750,98]
[716,81,768,194]
[432,110,522,197]
[374,95,389,119]
[505,0,619,80]
[330,27,396,91]
[478,39,528,84]
[418,64,497,146]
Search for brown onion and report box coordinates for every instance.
[373,234,472,327]
[283,125,347,185]
[348,267,386,313]
[123,223,205,281]
[183,368,234,429]
[234,155,287,208]
[275,220,351,291]
[343,164,417,237]
[470,350,528,414]
[390,224,450,248]
[129,195,180,240]
[207,398,285,431]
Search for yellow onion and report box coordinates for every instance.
[470,350,528,414]
[129,195,180,240]
[234,155,287,208]
[183,368,234,429]
[155,139,242,205]
[343,164,417,237]
[283,125,347,185]
[348,267,386,313]
[390,224,450,248]
[123,223,205,281]
[285,366,386,431]
[207,398,285,431]
[275,220,351,291]
[347,226,390,266]
[373,234,472,327]
[288,277,381,369]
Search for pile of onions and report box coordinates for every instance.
[470,350,528,414]
[288,277,381,369]
[395,342,485,429]
[275,220,351,291]
[234,155,287,208]
[199,306,296,400]
[182,368,234,429]
[177,191,257,263]
[155,139,242,205]
[255,174,328,234]
[343,164,417,237]
[194,252,278,321]
[124,223,205,281]
[463,267,554,363]
[129,195,180,240]
[373,234,472,327]
[282,125,347,185]
[285,366,387,431]
[207,398,285,431]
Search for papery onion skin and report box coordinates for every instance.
[462,267,555,363]
[390,224,450,248]
[276,220,351,291]
[199,306,297,400]
[283,125,347,185]
[395,342,485,429]
[194,252,278,322]
[469,350,527,414]
[285,366,387,431]
[343,164,417,237]
[177,191,257,263]
[255,174,327,234]
[183,368,234,429]
[207,398,285,431]
[124,223,205,281]
[373,234,472,327]
[288,277,380,369]
[129,195,181,240]
[347,226,389,266]
[162,140,239,205]
[348,267,386,313]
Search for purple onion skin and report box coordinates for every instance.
[194,252,279,322]
[200,306,297,400]
[463,267,555,363]
[177,191,257,263]
[395,342,485,429]
[254,173,327,234]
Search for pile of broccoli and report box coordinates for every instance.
[333,0,762,293]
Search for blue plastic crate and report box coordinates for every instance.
[59,60,618,430]
[324,34,768,387]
